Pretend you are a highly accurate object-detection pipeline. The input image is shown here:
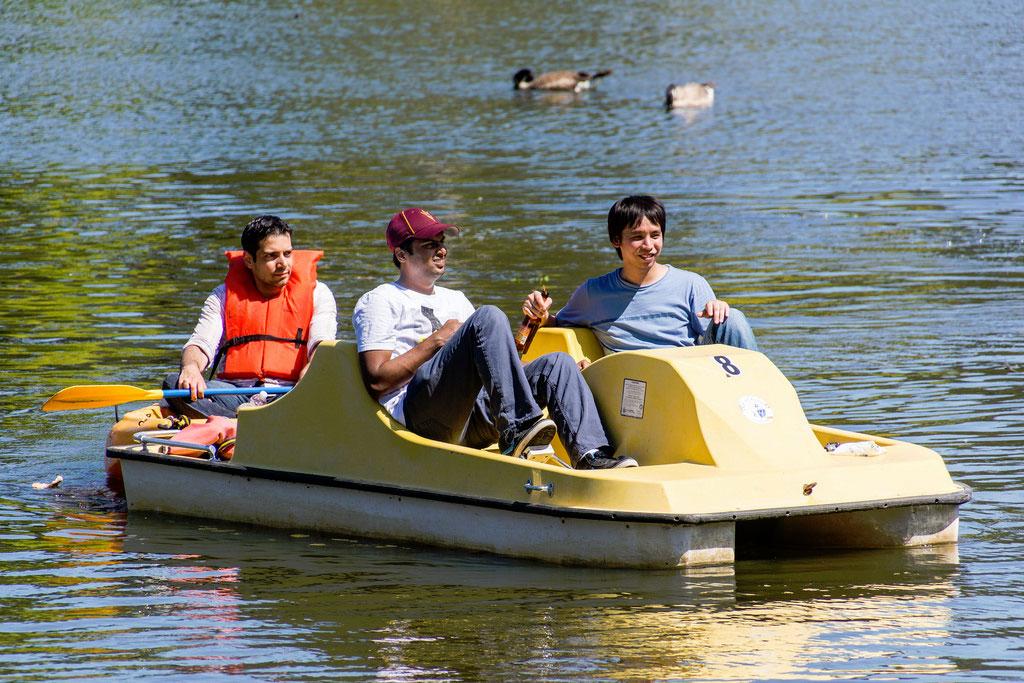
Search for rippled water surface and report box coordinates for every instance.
[2,1,1023,680]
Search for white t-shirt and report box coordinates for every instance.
[352,281,475,424]
[184,281,338,386]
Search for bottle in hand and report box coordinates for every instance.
[514,286,548,356]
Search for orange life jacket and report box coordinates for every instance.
[215,249,322,382]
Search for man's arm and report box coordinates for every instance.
[687,273,730,326]
[358,320,460,401]
[178,344,211,400]
[308,282,339,354]
[176,289,224,398]
[523,288,596,369]
[299,283,340,379]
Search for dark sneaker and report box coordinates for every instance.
[576,448,639,470]
[506,418,557,459]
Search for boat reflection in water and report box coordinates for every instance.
[115,514,961,680]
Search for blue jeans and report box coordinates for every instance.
[162,373,252,418]
[698,308,758,351]
[403,305,610,463]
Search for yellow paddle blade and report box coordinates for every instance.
[42,385,164,412]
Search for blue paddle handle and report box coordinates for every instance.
[162,386,291,399]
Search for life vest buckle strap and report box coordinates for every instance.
[208,331,310,380]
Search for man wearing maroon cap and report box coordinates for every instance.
[352,207,636,469]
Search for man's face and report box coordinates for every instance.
[614,217,663,269]
[400,236,447,279]
[245,233,294,293]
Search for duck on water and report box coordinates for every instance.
[514,68,612,93]
[666,81,715,109]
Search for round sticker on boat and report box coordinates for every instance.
[739,395,774,424]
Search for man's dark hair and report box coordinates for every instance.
[241,215,293,257]
[607,195,666,259]
[392,237,415,268]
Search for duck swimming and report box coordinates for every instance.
[514,68,612,92]
[665,82,715,108]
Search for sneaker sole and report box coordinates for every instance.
[577,455,640,470]
[511,419,557,459]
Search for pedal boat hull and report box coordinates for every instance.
[106,332,969,568]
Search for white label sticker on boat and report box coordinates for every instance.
[621,379,646,419]
[739,395,774,423]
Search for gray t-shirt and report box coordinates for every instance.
[555,265,715,353]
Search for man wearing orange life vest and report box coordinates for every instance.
[163,215,338,417]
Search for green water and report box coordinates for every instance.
[2,1,1022,679]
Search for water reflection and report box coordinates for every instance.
[34,516,950,680]
[667,106,714,128]
[0,503,964,679]
[512,90,595,108]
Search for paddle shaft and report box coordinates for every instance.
[163,386,290,399]
[42,383,293,411]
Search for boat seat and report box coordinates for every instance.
[360,329,604,465]
[240,333,604,470]
[521,327,607,365]
[292,341,578,467]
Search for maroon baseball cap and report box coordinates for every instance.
[386,207,460,251]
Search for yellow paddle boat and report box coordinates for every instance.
[101,328,970,568]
